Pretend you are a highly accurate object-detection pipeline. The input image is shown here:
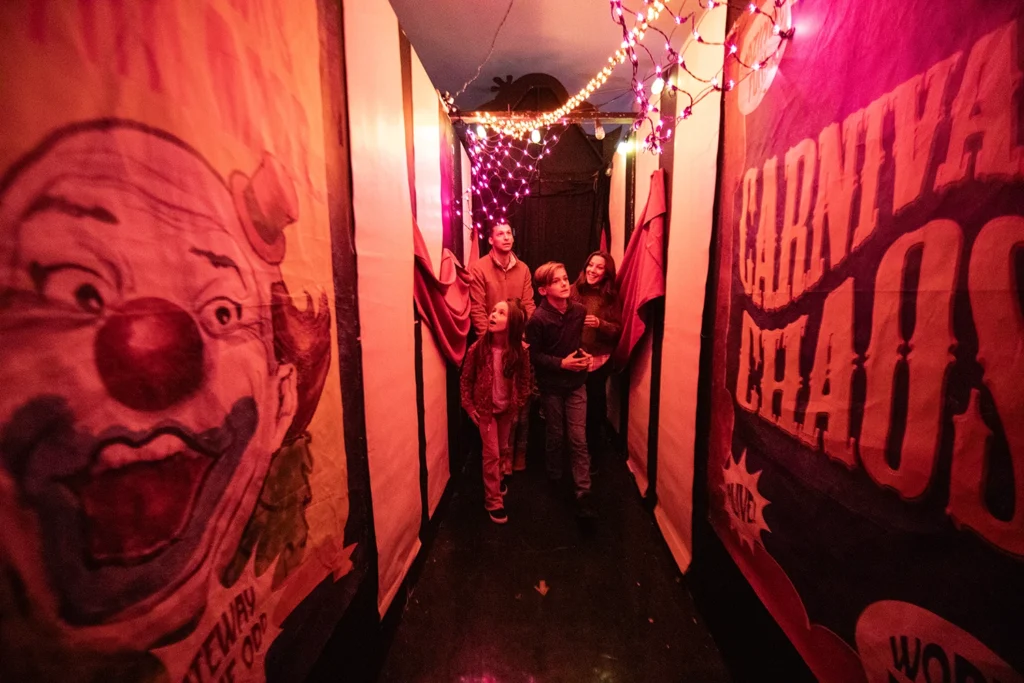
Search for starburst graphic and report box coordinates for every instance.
[721,450,772,552]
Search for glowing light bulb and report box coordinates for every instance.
[651,77,665,95]
[594,120,606,140]
[617,140,630,155]
[475,125,486,137]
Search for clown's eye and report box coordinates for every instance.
[32,263,115,315]
[76,284,104,313]
[198,297,243,335]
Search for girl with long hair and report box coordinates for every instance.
[571,251,622,472]
[460,298,532,524]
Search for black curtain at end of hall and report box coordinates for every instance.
[503,125,617,291]
[513,176,610,288]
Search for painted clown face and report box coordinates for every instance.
[0,123,298,646]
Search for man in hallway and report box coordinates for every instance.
[469,221,536,473]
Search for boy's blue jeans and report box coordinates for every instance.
[539,385,592,498]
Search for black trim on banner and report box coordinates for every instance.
[691,70,727,601]
[646,301,665,506]
[446,369,464,478]
[414,319,430,537]
[302,1,380,681]
[320,0,375,620]
[441,115,467,477]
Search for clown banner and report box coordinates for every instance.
[0,2,363,681]
[710,0,1024,680]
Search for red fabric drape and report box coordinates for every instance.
[413,221,472,365]
[612,168,667,368]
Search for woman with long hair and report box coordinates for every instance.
[571,251,622,472]
[460,299,532,523]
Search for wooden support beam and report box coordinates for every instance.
[456,111,637,125]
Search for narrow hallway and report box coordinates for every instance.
[3,2,1021,682]
[378,439,730,683]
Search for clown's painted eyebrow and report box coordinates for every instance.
[21,194,118,224]
[189,247,243,282]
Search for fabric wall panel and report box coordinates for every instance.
[421,328,450,515]
[625,114,661,492]
[343,0,421,616]
[409,45,450,518]
[653,18,725,574]
[709,0,1024,679]
[0,1,366,681]
[609,151,627,268]
[627,331,654,494]
[411,47,444,274]
[607,150,628,432]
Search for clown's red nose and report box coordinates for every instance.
[95,298,205,412]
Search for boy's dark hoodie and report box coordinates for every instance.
[525,298,588,394]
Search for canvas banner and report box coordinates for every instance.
[344,0,422,616]
[654,11,725,574]
[0,2,360,681]
[710,0,1024,680]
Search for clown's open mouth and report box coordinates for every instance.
[1,395,259,624]
[63,430,223,564]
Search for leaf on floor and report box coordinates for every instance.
[535,580,550,596]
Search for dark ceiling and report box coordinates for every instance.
[388,0,691,113]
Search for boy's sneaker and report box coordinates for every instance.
[575,493,598,519]
[488,508,509,524]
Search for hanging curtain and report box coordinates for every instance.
[613,168,667,368]
[413,221,472,365]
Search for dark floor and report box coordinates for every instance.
[377,439,732,683]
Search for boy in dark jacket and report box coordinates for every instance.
[525,262,596,518]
